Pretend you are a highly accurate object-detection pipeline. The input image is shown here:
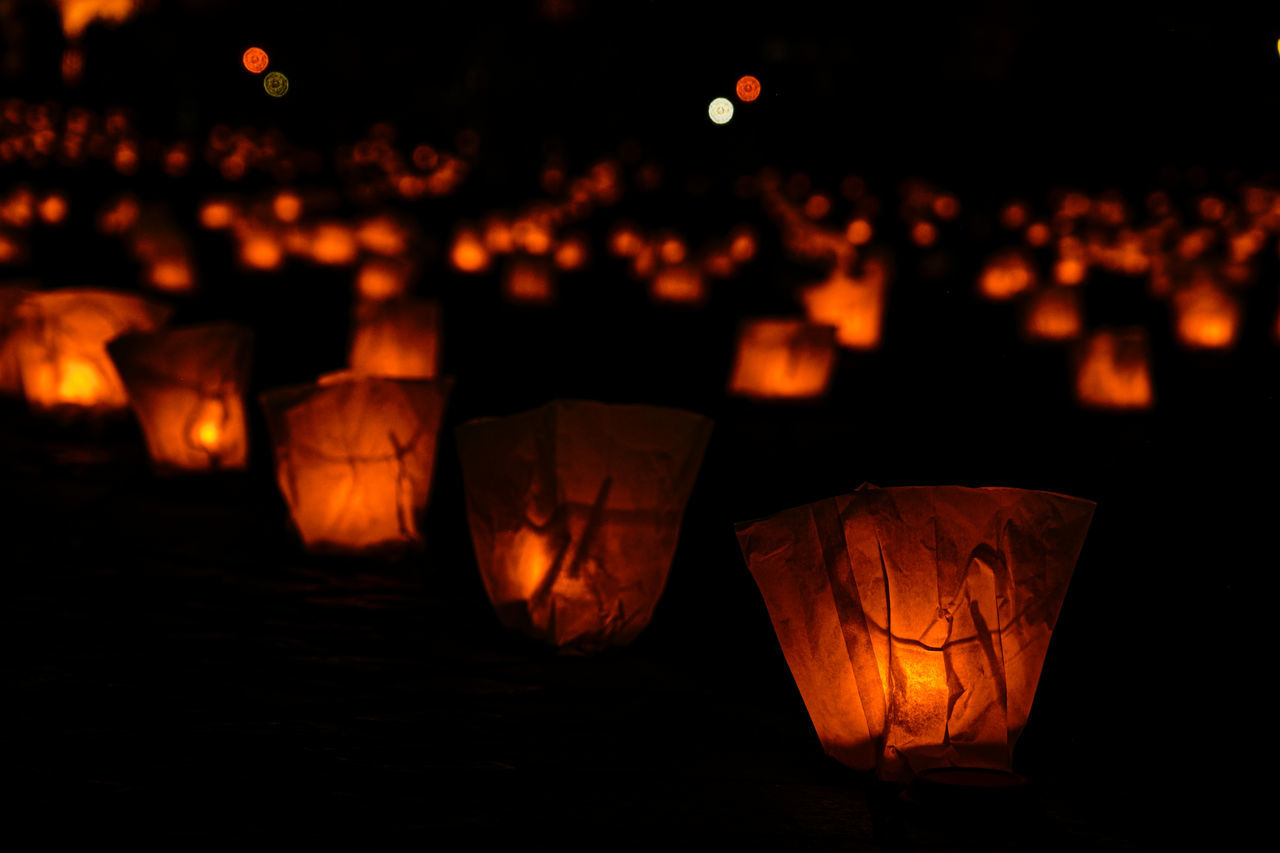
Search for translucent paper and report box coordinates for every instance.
[108,324,253,472]
[736,485,1094,781]
[10,289,171,411]
[456,400,713,651]
[728,318,836,400]
[348,298,441,379]
[261,376,452,552]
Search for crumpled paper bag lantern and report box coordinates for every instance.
[348,298,441,379]
[107,324,253,472]
[0,285,31,394]
[261,376,452,552]
[736,485,1093,781]
[801,259,887,349]
[456,400,713,651]
[728,318,836,399]
[11,288,171,411]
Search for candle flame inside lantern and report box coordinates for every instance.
[56,357,107,405]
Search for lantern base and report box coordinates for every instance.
[904,767,1029,809]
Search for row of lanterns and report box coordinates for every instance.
[0,285,1095,785]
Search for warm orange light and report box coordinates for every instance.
[910,221,936,247]
[55,0,139,39]
[310,223,358,265]
[845,219,872,246]
[194,419,221,449]
[1173,283,1239,349]
[1025,222,1051,247]
[242,47,269,74]
[804,194,831,220]
[658,236,686,265]
[728,319,836,399]
[1075,329,1154,409]
[148,257,195,293]
[728,228,757,262]
[97,196,139,234]
[348,299,441,379]
[608,226,644,257]
[503,259,555,303]
[1000,202,1028,230]
[451,229,490,272]
[978,251,1036,300]
[553,238,587,271]
[356,258,411,301]
[272,191,302,223]
[62,48,84,85]
[801,261,886,349]
[199,201,235,230]
[650,265,705,304]
[356,217,408,256]
[38,194,68,225]
[1023,287,1082,341]
[239,231,284,270]
[736,75,761,102]
[932,195,960,220]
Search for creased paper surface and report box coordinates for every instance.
[261,376,452,551]
[457,400,712,651]
[736,485,1093,780]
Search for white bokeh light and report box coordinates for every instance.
[707,97,734,125]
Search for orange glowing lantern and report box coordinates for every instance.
[107,324,253,472]
[736,485,1094,781]
[978,250,1036,300]
[451,229,490,273]
[503,258,554,304]
[728,319,836,400]
[1023,287,1083,341]
[1172,282,1239,349]
[242,47,269,74]
[310,223,358,266]
[1075,329,1154,409]
[736,75,762,102]
[355,258,412,301]
[348,298,441,379]
[261,376,452,552]
[650,264,705,304]
[457,400,712,651]
[801,260,887,349]
[10,289,170,411]
[0,285,31,394]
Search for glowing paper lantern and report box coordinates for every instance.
[107,324,253,472]
[0,285,32,394]
[503,258,554,304]
[736,485,1094,781]
[456,400,713,651]
[1075,329,1153,409]
[649,264,705,304]
[261,376,452,552]
[11,289,170,411]
[348,298,441,379]
[801,260,887,349]
[1172,283,1239,349]
[728,319,836,400]
[978,250,1036,300]
[1022,287,1082,341]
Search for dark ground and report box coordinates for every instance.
[3,1,1278,848]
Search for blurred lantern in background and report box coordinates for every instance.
[978,250,1037,300]
[456,400,712,652]
[737,485,1094,781]
[108,324,253,472]
[355,257,412,302]
[502,257,554,304]
[261,376,452,552]
[801,258,888,349]
[728,318,836,400]
[1075,328,1154,409]
[1172,282,1239,349]
[348,298,441,379]
[649,263,705,304]
[9,289,169,411]
[1022,287,1083,341]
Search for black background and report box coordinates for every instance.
[3,0,1278,846]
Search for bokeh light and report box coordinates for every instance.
[242,47,269,74]
[263,72,289,98]
[708,98,734,125]
[735,76,761,102]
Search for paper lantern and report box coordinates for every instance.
[1172,282,1239,349]
[348,298,441,379]
[11,289,170,411]
[107,324,253,472]
[736,485,1094,781]
[801,260,887,349]
[1074,328,1153,409]
[261,376,452,552]
[728,319,836,400]
[503,258,554,304]
[650,264,705,304]
[1022,287,1082,341]
[456,400,713,651]
[978,250,1036,300]
[0,285,30,394]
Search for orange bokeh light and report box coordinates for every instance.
[1023,288,1082,341]
[243,47,269,74]
[736,75,761,102]
[1173,283,1239,349]
[979,251,1037,300]
[1075,329,1153,410]
[452,230,490,273]
[728,319,836,400]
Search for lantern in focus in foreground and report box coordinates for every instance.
[728,319,836,399]
[348,298,441,379]
[801,260,887,349]
[261,376,452,552]
[456,400,713,651]
[736,485,1094,781]
[1075,328,1153,409]
[107,324,253,471]
[11,289,170,411]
